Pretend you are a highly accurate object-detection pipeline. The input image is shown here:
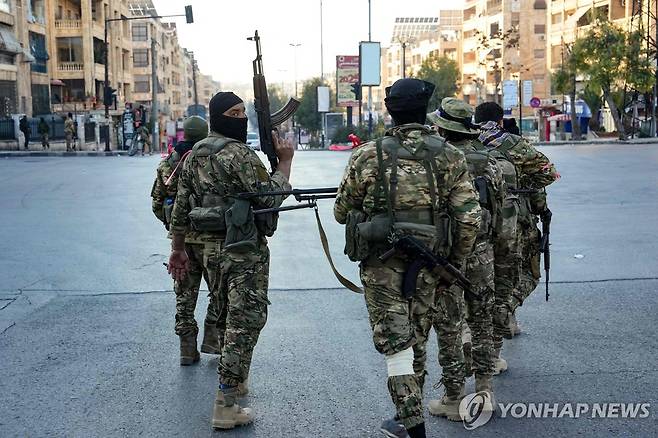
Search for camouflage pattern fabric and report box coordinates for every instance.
[151,153,179,225]
[334,124,481,430]
[174,242,224,338]
[218,240,270,386]
[170,132,290,387]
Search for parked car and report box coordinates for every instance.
[246,131,260,150]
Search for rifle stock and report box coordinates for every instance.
[248,30,300,174]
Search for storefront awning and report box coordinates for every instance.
[547,113,570,122]
[51,79,65,86]
[0,25,22,54]
[22,48,35,62]
[565,6,590,29]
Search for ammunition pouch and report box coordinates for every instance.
[224,198,258,253]
[255,212,279,237]
[344,210,376,262]
[187,194,229,233]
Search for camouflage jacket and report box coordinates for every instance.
[334,123,481,267]
[64,119,75,135]
[448,138,505,242]
[169,132,291,243]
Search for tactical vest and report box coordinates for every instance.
[186,135,277,251]
[344,128,452,261]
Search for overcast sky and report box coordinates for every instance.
[152,0,464,88]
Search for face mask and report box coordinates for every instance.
[211,114,248,144]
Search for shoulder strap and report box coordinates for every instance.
[375,138,396,222]
[165,150,192,186]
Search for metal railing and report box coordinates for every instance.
[0,118,14,140]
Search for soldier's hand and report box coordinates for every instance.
[168,249,190,281]
[272,130,294,162]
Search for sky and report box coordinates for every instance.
[152,0,464,90]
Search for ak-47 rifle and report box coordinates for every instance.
[248,31,300,174]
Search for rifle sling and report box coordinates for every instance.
[313,207,363,294]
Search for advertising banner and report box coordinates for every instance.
[336,55,359,107]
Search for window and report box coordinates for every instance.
[0,80,17,117]
[490,22,500,37]
[132,23,147,41]
[133,48,148,67]
[0,51,15,64]
[29,32,48,73]
[535,24,546,34]
[92,37,104,64]
[534,49,545,58]
[134,75,150,93]
[57,37,82,62]
[31,83,49,115]
[533,0,547,9]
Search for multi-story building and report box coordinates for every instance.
[46,0,133,115]
[0,0,51,117]
[461,0,549,114]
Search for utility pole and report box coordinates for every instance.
[320,0,325,148]
[367,0,373,137]
[192,53,198,108]
[401,41,407,78]
[150,37,158,152]
[290,43,301,145]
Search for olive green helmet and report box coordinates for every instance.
[183,115,208,143]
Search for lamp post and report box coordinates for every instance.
[103,5,193,151]
[289,42,301,146]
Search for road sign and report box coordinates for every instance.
[522,80,533,106]
[502,80,518,109]
[530,96,541,108]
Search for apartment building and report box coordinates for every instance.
[461,0,549,112]
[0,0,50,117]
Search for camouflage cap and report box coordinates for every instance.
[183,116,208,143]
[427,97,478,135]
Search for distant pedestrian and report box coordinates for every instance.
[64,113,75,151]
[38,117,50,149]
[19,116,30,150]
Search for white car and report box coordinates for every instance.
[246,132,260,150]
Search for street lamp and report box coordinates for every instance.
[103,5,193,151]
[393,36,416,78]
[289,42,301,146]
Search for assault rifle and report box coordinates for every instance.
[238,187,338,215]
[379,235,474,300]
[248,31,300,173]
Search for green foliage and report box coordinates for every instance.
[413,55,460,111]
[267,84,288,114]
[296,77,335,133]
[579,84,603,129]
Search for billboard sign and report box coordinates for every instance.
[336,55,359,107]
[359,41,381,86]
[502,80,518,109]
[317,86,330,113]
[522,80,533,106]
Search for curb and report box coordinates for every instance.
[534,138,658,146]
[0,151,129,158]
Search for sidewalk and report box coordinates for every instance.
[0,140,135,157]
[535,137,658,146]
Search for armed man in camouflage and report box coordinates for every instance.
[475,102,558,345]
[167,92,294,430]
[334,79,481,438]
[151,115,224,366]
[426,98,504,420]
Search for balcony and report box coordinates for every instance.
[55,19,82,29]
[58,62,84,71]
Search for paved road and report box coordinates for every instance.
[0,145,657,437]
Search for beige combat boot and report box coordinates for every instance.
[510,312,521,336]
[428,384,465,421]
[179,334,200,366]
[212,389,254,430]
[492,348,508,375]
[200,324,221,354]
[475,375,497,414]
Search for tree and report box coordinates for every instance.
[413,55,460,111]
[553,43,582,141]
[296,77,335,134]
[572,20,654,139]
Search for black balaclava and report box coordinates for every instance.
[174,140,193,155]
[384,78,435,126]
[209,92,248,143]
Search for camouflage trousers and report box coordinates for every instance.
[360,257,438,430]
[493,197,520,349]
[513,214,541,311]
[174,242,225,338]
[430,283,465,395]
[217,239,270,387]
[458,240,495,378]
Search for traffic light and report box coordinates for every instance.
[351,82,361,101]
[104,86,117,107]
[185,5,194,23]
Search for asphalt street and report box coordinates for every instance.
[0,144,657,437]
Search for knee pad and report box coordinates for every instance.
[385,347,414,377]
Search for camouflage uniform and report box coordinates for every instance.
[479,125,558,311]
[64,118,75,151]
[334,124,481,430]
[169,132,290,386]
[151,149,223,340]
